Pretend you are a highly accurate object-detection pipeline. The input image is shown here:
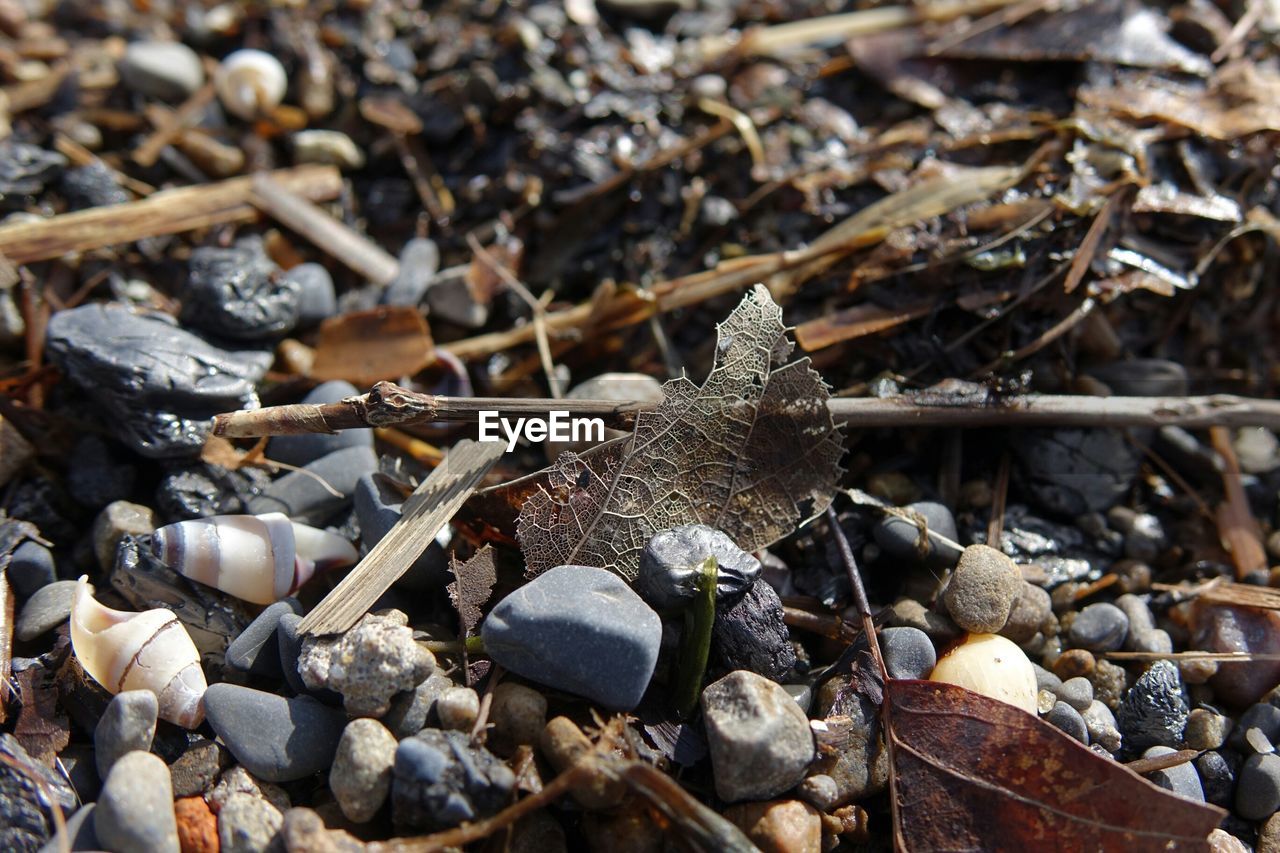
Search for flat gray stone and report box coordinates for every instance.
[225,599,303,677]
[203,683,346,782]
[94,751,178,853]
[119,41,204,100]
[482,565,661,710]
[16,580,77,641]
[1143,746,1204,802]
[95,690,158,779]
[701,670,815,802]
[9,541,55,600]
[247,446,377,524]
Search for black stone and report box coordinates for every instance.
[1195,749,1238,808]
[155,464,271,521]
[1229,703,1280,752]
[392,729,515,830]
[182,239,298,340]
[636,523,762,612]
[59,161,129,210]
[7,541,55,600]
[1116,660,1189,753]
[0,142,65,208]
[66,435,137,510]
[872,501,962,567]
[710,576,796,683]
[1012,428,1140,517]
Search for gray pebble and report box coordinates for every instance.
[170,737,227,798]
[1034,664,1063,695]
[436,686,480,732]
[95,751,178,853]
[8,541,55,600]
[218,792,283,853]
[284,264,336,329]
[1142,746,1205,802]
[942,544,1022,633]
[1196,750,1237,807]
[1184,708,1231,751]
[871,501,961,567]
[1082,700,1122,753]
[330,718,398,823]
[1000,581,1052,644]
[1057,677,1094,712]
[382,239,440,307]
[203,684,346,782]
[1114,593,1173,654]
[247,445,377,524]
[880,627,936,680]
[382,673,454,739]
[701,670,815,802]
[1068,602,1129,652]
[268,382,372,468]
[636,523,761,611]
[225,599,304,678]
[276,613,311,695]
[1230,703,1280,754]
[1117,660,1189,751]
[1045,701,1089,744]
[119,41,204,100]
[392,729,515,830]
[426,269,489,328]
[783,684,812,713]
[487,683,548,756]
[482,565,661,710]
[15,580,76,641]
[94,690,158,779]
[1012,428,1139,516]
[1237,752,1280,820]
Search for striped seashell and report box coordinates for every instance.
[150,512,358,605]
[70,576,207,728]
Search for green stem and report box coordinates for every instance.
[421,635,487,655]
[673,555,718,718]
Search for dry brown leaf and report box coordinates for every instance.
[517,285,845,581]
[309,307,435,387]
[447,545,497,639]
[13,666,69,766]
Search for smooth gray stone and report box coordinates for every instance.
[268,382,371,468]
[701,670,815,802]
[95,690,158,779]
[1142,746,1204,802]
[247,446,377,524]
[872,501,962,566]
[1229,703,1280,753]
[1068,603,1129,652]
[482,565,661,710]
[119,41,204,100]
[382,238,439,307]
[285,263,336,328]
[38,803,98,853]
[1045,701,1089,744]
[635,524,761,611]
[880,627,936,681]
[8,541,55,599]
[203,683,346,782]
[16,580,77,641]
[94,751,178,853]
[225,599,303,677]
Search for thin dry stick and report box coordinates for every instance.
[212,381,1280,438]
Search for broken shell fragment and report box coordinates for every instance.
[928,632,1038,715]
[70,576,207,728]
[150,512,358,605]
[215,49,287,120]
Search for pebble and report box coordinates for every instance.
[1238,753,1280,820]
[383,673,454,739]
[884,597,961,643]
[1230,703,1280,753]
[1196,750,1237,807]
[218,792,284,853]
[37,803,98,853]
[436,686,480,731]
[208,766,291,815]
[1142,746,1205,802]
[928,632,1039,715]
[182,241,295,340]
[539,716,626,810]
[1088,659,1128,709]
[92,499,156,571]
[353,473,451,588]
[872,501,962,567]
[15,580,76,641]
[171,738,227,798]
[1082,700,1122,752]
[488,683,548,756]
[1057,677,1094,711]
[1117,661,1189,751]
[807,686,888,806]
[942,544,1022,633]
[1235,427,1280,474]
[711,576,797,682]
[1011,428,1140,516]
[45,304,269,458]
[297,609,435,717]
[95,751,179,853]
[119,41,205,100]
[8,540,55,599]
[247,445,378,524]
[225,599,304,678]
[723,800,823,853]
[175,797,218,853]
[1000,581,1052,644]
[1067,602,1129,652]
[60,161,129,210]
[635,523,762,611]
[330,719,398,823]
[1033,664,1063,694]
[701,670,815,802]
[1113,593,1173,654]
[94,690,158,779]
[392,729,516,829]
[1090,359,1189,397]
[293,130,366,170]
[1185,708,1231,750]
[284,264,337,329]
[482,565,662,710]
[1193,602,1280,707]
[382,238,440,307]
[281,807,365,853]
[880,627,936,680]
[203,683,347,782]
[426,267,490,328]
[1212,828,1252,853]
[268,382,373,468]
[1045,701,1089,744]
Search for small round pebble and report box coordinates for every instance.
[284,264,337,330]
[119,41,205,100]
[383,673,453,739]
[1082,700,1122,753]
[1236,752,1280,820]
[1067,602,1129,652]
[94,690,158,779]
[382,238,440,308]
[880,627,936,681]
[488,683,548,756]
[218,792,284,853]
[1195,750,1237,807]
[1045,701,1089,744]
[871,501,962,566]
[1185,708,1231,751]
[330,718,398,823]
[1052,648,1096,680]
[1033,664,1063,695]
[175,797,218,853]
[95,751,179,853]
[723,800,823,853]
[225,599,303,677]
[15,580,76,641]
[1057,677,1094,712]
[1142,746,1204,802]
[942,544,1022,633]
[1229,703,1280,754]
[8,541,55,600]
[1001,581,1052,644]
[437,686,480,732]
[1089,659,1128,709]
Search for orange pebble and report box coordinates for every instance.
[175,796,219,853]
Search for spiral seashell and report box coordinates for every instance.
[150,512,358,605]
[215,49,287,120]
[70,577,206,728]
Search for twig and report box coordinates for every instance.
[133,74,218,167]
[212,380,1280,438]
[249,174,400,285]
[0,165,343,264]
[827,504,888,683]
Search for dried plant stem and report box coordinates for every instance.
[213,381,1280,438]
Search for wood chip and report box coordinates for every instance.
[309,307,435,386]
[299,439,506,636]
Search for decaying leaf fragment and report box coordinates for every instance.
[887,679,1225,852]
[518,285,844,581]
[446,545,497,639]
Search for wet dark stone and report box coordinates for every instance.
[155,464,271,521]
[636,523,762,612]
[182,239,298,340]
[710,575,797,683]
[1012,428,1141,517]
[44,304,271,458]
[59,161,129,210]
[1195,749,1238,808]
[392,729,515,830]
[7,541,56,600]
[0,142,65,207]
[66,434,137,510]
[1116,660,1189,752]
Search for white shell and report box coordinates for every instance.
[70,577,207,728]
[151,512,357,605]
[928,632,1038,715]
[215,49,287,120]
